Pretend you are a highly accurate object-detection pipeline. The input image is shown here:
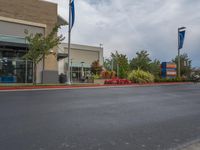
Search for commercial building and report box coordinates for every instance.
[0,0,66,83]
[0,0,104,84]
[58,43,103,82]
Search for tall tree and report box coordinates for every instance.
[130,50,161,78]
[130,50,151,71]
[172,53,192,78]
[24,25,65,85]
[111,51,129,78]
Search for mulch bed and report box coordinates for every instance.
[0,82,193,91]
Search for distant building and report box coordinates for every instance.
[0,0,66,83]
[58,43,103,82]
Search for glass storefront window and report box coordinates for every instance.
[0,47,33,83]
[71,67,91,82]
[0,58,33,83]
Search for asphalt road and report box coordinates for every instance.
[0,84,200,150]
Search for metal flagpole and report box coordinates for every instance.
[25,38,28,84]
[177,27,186,78]
[67,0,72,84]
[178,28,180,78]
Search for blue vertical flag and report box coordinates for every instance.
[178,29,186,49]
[70,0,75,30]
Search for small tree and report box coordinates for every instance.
[24,25,65,85]
[91,60,103,75]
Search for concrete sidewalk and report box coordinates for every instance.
[175,140,200,150]
[181,142,200,150]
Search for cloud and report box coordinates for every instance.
[47,0,200,67]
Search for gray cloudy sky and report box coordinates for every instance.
[47,0,200,67]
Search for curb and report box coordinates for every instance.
[0,82,193,92]
[173,139,200,150]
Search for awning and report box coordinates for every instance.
[0,34,26,44]
[57,53,68,61]
[57,15,68,26]
[0,34,27,48]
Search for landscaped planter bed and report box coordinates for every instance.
[104,78,132,85]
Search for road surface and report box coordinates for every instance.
[0,84,200,150]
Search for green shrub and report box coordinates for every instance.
[128,69,155,84]
[92,74,100,79]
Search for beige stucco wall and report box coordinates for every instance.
[58,43,104,74]
[71,49,100,66]
[0,0,59,83]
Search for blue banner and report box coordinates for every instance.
[70,0,75,30]
[178,30,185,49]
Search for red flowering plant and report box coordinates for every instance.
[104,78,132,85]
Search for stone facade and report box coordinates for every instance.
[0,0,57,32]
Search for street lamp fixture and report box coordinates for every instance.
[81,62,85,65]
[80,62,85,82]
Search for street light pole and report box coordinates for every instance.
[81,62,85,82]
[70,58,73,83]
[111,59,113,71]
[117,63,119,78]
[178,28,181,78]
[67,0,72,85]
